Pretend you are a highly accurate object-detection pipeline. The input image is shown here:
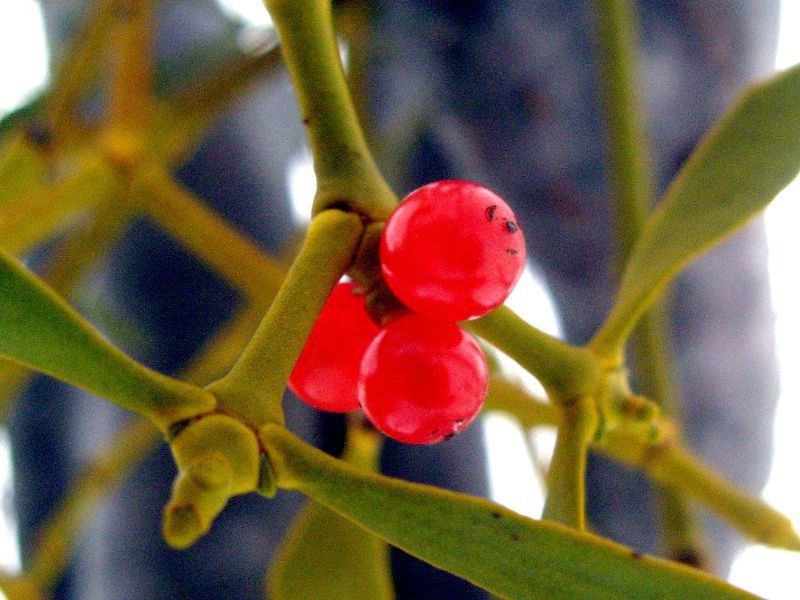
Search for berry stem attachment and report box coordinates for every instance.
[208,209,364,427]
[542,397,598,530]
[265,0,397,220]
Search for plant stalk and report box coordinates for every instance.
[208,209,364,427]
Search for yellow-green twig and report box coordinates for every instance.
[133,167,285,301]
[592,0,707,564]
[265,0,397,220]
[45,0,119,139]
[542,398,598,529]
[107,0,153,130]
[484,379,800,551]
[604,426,800,552]
[468,307,602,403]
[208,209,364,427]
[0,152,121,256]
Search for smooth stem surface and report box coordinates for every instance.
[542,398,598,529]
[135,167,285,301]
[593,0,654,264]
[593,0,705,564]
[468,306,602,402]
[265,0,397,220]
[604,428,800,551]
[46,0,118,138]
[0,152,121,256]
[0,248,215,431]
[108,0,153,129]
[209,209,364,427]
[484,377,560,428]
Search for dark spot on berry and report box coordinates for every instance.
[485,205,497,221]
[505,248,518,256]
[505,220,518,234]
[491,511,502,520]
[630,551,643,560]
[456,419,465,425]
[443,432,456,441]
[429,428,441,437]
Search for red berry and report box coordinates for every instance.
[289,282,380,412]
[358,314,488,444]
[380,180,526,322]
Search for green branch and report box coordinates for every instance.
[542,398,598,529]
[265,0,397,219]
[0,248,215,431]
[208,209,364,427]
[133,167,286,301]
[467,306,602,402]
[593,0,706,564]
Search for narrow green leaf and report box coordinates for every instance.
[261,425,757,600]
[592,64,800,356]
[268,425,394,599]
[268,501,394,600]
[0,249,214,429]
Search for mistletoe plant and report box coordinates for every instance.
[0,0,799,598]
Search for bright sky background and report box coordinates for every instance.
[0,0,799,597]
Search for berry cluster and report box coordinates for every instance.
[289,181,525,444]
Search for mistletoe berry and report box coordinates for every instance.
[380,180,526,322]
[288,282,380,412]
[358,314,488,444]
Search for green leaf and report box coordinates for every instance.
[592,64,800,356]
[268,500,394,600]
[261,425,757,600]
[268,425,394,600]
[0,249,214,429]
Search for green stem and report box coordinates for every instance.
[483,374,800,552]
[46,0,119,139]
[107,0,153,130]
[0,248,215,431]
[467,306,602,402]
[483,376,559,429]
[592,0,654,265]
[265,0,397,220]
[0,152,121,256]
[542,398,598,529]
[604,427,800,551]
[134,167,285,301]
[592,0,706,565]
[208,209,364,427]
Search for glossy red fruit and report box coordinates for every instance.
[380,180,526,322]
[358,314,488,444]
[289,282,380,412]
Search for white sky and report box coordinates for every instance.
[0,0,799,597]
